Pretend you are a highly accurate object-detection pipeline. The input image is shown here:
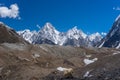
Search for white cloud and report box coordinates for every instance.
[0,3,19,19]
[113,7,120,11]
[101,32,107,36]
[36,24,41,29]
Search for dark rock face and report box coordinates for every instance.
[64,38,87,47]
[98,16,120,48]
[44,71,79,80]
[0,23,28,44]
[44,68,120,80]
[33,38,55,45]
[84,68,120,80]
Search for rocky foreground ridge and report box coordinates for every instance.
[0,43,120,80]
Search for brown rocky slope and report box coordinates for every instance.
[0,43,119,80]
[0,22,28,44]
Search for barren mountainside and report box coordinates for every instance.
[0,43,120,80]
[0,22,28,44]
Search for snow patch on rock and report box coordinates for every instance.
[57,67,67,72]
[84,58,98,65]
[115,14,120,21]
[32,53,40,58]
[112,51,120,55]
[84,70,93,78]
[116,43,120,49]
[99,41,105,48]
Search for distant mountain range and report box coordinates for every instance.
[1,14,120,48]
[17,22,104,47]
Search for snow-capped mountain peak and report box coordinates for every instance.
[70,26,78,32]
[41,22,60,35]
[88,32,102,41]
[67,26,87,40]
[18,29,31,34]
[18,22,103,47]
[17,29,37,43]
[43,22,54,30]
[34,22,60,44]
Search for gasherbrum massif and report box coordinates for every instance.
[17,15,120,49]
[18,22,102,47]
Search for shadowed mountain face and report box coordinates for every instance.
[0,22,28,44]
[98,15,120,49]
[33,38,55,45]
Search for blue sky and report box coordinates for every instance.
[0,0,120,34]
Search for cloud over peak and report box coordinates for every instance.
[0,3,20,19]
[113,6,120,11]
